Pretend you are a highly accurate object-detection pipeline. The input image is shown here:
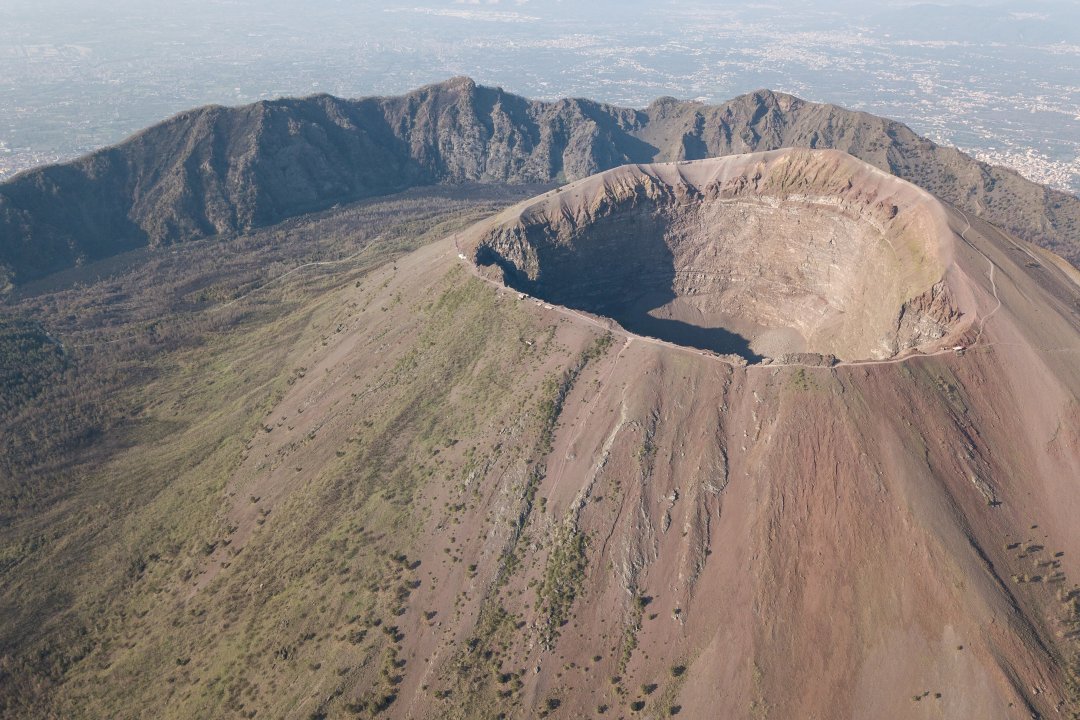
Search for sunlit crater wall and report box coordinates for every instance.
[473,150,962,362]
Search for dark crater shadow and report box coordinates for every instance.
[476,236,763,363]
[612,312,762,362]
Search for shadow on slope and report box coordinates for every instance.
[612,311,761,362]
[476,242,762,363]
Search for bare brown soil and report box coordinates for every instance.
[185,150,1080,718]
[5,152,1080,719]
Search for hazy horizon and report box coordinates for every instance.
[2,0,1078,192]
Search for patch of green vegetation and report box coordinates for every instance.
[439,604,525,720]
[0,188,554,719]
[749,661,770,719]
[582,331,614,362]
[537,525,588,649]
[617,593,647,676]
[636,436,656,464]
[647,660,691,718]
[789,367,812,391]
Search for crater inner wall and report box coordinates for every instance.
[474,154,960,362]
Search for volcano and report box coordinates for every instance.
[3,103,1080,720]
[469,149,969,364]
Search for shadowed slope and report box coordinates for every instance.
[2,78,1079,286]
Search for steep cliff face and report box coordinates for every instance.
[1,78,1078,285]
[470,151,965,362]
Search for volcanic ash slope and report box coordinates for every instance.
[424,149,1080,718]
[97,150,1080,719]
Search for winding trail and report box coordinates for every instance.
[955,210,1002,345]
[212,241,378,312]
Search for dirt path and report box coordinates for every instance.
[954,210,1001,345]
[67,241,382,349]
[212,241,379,311]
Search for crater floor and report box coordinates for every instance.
[468,149,965,362]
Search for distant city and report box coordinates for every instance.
[2,0,1078,194]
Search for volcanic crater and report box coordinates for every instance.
[470,149,966,363]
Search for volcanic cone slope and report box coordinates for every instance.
[6,156,1080,719]
[468,149,967,362]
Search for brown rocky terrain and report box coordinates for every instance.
[1,77,1079,286]
[2,144,1080,719]
[469,150,967,363]
[428,151,1080,719]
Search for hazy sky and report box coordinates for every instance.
[2,0,1079,190]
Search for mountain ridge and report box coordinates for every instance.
[1,76,1078,286]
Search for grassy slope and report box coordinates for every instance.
[0,186,577,718]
